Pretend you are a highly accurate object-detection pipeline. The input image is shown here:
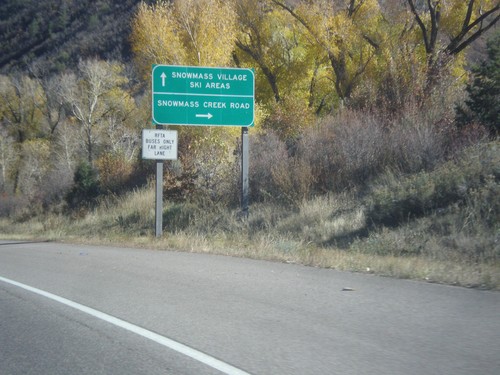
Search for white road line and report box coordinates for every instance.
[0,275,251,375]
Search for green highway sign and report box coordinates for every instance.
[152,65,255,127]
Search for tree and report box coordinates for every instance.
[130,0,240,143]
[38,74,67,137]
[458,30,500,135]
[65,161,101,210]
[17,139,51,200]
[234,0,308,104]
[61,59,135,165]
[271,0,384,103]
[130,0,238,78]
[0,74,44,144]
[130,0,243,196]
[0,127,15,192]
[406,0,500,86]
[0,74,45,193]
[234,0,319,137]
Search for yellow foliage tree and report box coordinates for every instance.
[0,75,45,144]
[234,0,318,137]
[130,0,238,78]
[131,0,244,197]
[406,0,500,86]
[272,0,384,103]
[235,0,309,103]
[0,74,45,193]
[130,0,241,137]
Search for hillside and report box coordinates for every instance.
[0,0,143,74]
[1,0,496,75]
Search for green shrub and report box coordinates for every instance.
[367,141,499,227]
[65,162,100,210]
[457,31,500,136]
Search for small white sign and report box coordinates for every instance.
[142,129,178,160]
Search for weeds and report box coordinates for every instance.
[366,141,499,227]
[1,109,498,289]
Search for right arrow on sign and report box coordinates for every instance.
[195,113,213,119]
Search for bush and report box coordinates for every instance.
[457,31,500,136]
[0,193,29,218]
[300,111,391,192]
[163,131,240,206]
[191,136,240,206]
[249,106,459,204]
[262,97,315,142]
[249,132,289,202]
[297,108,451,193]
[388,109,451,173]
[95,153,133,194]
[65,162,101,210]
[271,156,314,205]
[366,141,499,227]
[35,167,73,210]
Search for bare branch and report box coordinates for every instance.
[407,0,431,53]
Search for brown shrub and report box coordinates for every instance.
[0,193,29,218]
[387,113,449,173]
[249,132,289,203]
[261,97,315,141]
[95,153,133,193]
[297,107,458,193]
[298,111,392,192]
[271,157,314,205]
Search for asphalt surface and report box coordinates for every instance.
[0,240,499,374]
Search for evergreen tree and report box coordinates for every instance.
[65,162,101,210]
[458,31,500,136]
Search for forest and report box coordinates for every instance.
[0,0,499,288]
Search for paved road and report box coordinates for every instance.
[0,241,499,375]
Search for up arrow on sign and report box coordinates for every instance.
[152,65,255,127]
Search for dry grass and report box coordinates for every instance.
[1,131,498,290]
[1,183,498,290]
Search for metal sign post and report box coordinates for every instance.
[155,158,163,237]
[241,127,249,218]
[142,129,178,237]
